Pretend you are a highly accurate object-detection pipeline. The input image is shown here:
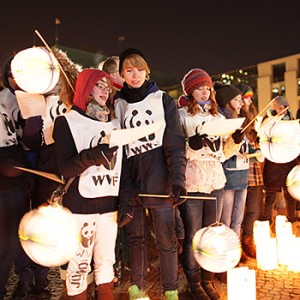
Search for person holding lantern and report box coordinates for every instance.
[177,68,230,300]
[0,56,32,300]
[12,47,80,300]
[114,48,187,300]
[235,83,264,259]
[53,69,120,299]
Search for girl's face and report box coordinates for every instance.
[243,96,252,109]
[122,64,147,88]
[90,79,111,107]
[192,86,211,102]
[230,95,244,114]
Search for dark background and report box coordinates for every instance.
[1,0,300,80]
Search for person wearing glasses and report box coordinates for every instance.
[53,69,120,299]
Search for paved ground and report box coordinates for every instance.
[4,221,300,299]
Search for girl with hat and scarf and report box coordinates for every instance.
[53,69,120,299]
[115,48,187,300]
[178,68,230,300]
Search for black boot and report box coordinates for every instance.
[201,281,221,300]
[188,282,210,300]
[12,281,33,300]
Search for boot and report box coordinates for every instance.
[188,282,210,300]
[128,284,149,300]
[12,280,33,300]
[242,235,256,258]
[164,290,178,300]
[201,281,221,300]
[95,281,114,300]
[67,290,87,299]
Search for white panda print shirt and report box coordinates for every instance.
[115,91,166,158]
[64,110,122,198]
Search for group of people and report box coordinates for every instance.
[0,46,299,300]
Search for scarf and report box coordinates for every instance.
[85,99,110,122]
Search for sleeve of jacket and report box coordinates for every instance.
[53,115,95,179]
[162,93,187,187]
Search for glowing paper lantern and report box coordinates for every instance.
[286,165,300,201]
[19,204,81,267]
[258,120,300,163]
[255,237,278,270]
[193,224,241,273]
[11,47,60,94]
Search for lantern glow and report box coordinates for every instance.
[19,204,81,267]
[11,47,60,94]
[286,165,300,201]
[193,224,241,273]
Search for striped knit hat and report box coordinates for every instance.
[235,83,254,99]
[181,68,212,95]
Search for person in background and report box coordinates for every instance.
[215,84,251,238]
[0,56,32,300]
[235,83,264,260]
[262,96,298,226]
[12,47,80,300]
[178,68,228,300]
[53,69,120,299]
[115,48,187,300]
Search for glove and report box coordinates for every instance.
[118,202,134,228]
[232,129,244,144]
[23,116,44,136]
[188,134,208,150]
[81,144,118,166]
[170,185,188,208]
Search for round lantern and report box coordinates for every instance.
[19,204,81,267]
[258,119,300,163]
[286,165,300,201]
[11,47,60,94]
[193,223,241,273]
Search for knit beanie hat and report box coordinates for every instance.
[119,48,146,73]
[235,83,254,99]
[181,68,212,95]
[215,84,242,108]
[73,69,112,112]
[274,95,289,107]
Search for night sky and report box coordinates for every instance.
[1,0,300,81]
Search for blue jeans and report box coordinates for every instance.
[221,189,247,237]
[179,189,224,282]
[242,185,264,236]
[0,188,27,297]
[125,206,178,291]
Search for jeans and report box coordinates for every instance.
[126,206,178,291]
[242,185,264,236]
[179,189,224,282]
[221,189,247,237]
[0,188,27,295]
[263,188,297,224]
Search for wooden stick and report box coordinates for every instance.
[14,166,65,184]
[241,98,276,133]
[138,193,216,200]
[34,29,75,93]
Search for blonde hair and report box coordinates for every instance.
[120,54,150,80]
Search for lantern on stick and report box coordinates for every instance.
[18,190,80,267]
[286,165,300,201]
[193,223,241,273]
[11,46,60,94]
[258,119,300,163]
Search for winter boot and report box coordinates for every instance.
[128,284,149,300]
[188,282,210,300]
[95,281,114,300]
[242,235,256,258]
[201,281,221,300]
[163,290,179,300]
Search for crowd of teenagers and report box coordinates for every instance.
[0,46,299,300]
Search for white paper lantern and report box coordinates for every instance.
[11,47,60,94]
[193,224,241,273]
[19,204,81,267]
[286,165,300,201]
